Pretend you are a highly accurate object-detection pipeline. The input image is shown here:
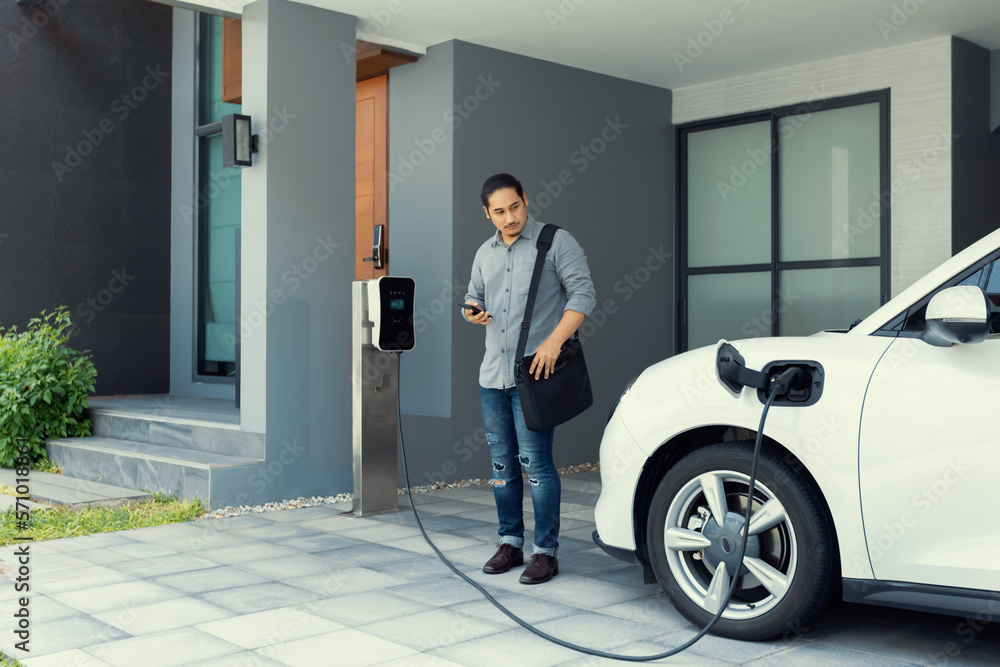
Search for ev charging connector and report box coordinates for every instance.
[715,340,822,405]
[351,276,415,516]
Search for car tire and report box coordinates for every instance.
[646,442,834,641]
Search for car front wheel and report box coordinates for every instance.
[646,442,834,640]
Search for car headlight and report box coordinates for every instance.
[607,375,639,424]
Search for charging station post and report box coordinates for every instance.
[351,277,415,516]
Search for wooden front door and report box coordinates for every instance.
[356,75,388,280]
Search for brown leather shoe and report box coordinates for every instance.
[482,544,524,574]
[519,552,558,584]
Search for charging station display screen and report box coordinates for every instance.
[370,277,415,351]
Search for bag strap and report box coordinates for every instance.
[515,224,559,366]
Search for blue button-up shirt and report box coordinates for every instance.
[465,216,596,389]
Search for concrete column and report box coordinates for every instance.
[240,0,357,497]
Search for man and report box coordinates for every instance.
[464,173,596,584]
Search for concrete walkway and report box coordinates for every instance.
[1,471,998,666]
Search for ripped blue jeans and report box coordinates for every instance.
[480,386,559,555]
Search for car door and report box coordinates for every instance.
[858,253,1000,591]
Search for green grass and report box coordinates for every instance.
[30,458,62,475]
[0,493,204,546]
[0,652,24,666]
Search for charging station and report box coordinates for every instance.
[351,276,415,516]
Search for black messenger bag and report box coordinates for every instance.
[513,224,593,432]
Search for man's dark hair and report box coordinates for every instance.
[480,173,525,207]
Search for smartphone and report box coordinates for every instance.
[460,303,483,315]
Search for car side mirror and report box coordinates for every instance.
[923,285,991,346]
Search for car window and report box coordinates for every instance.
[898,254,999,334]
[985,260,1000,334]
[986,261,1000,307]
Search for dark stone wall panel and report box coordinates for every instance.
[0,242,56,317]
[54,174,125,246]
[120,245,170,316]
[0,98,58,173]
[55,43,125,112]
[0,0,172,396]
[54,244,126,319]
[56,2,124,46]
[0,12,60,106]
[0,168,57,245]
[122,314,170,394]
[54,105,124,180]
[123,181,170,249]
[74,312,125,396]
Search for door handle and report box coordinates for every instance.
[362,225,386,269]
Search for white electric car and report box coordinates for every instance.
[594,227,1000,640]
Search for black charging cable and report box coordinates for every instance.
[397,365,790,661]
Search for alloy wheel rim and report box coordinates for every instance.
[662,469,797,620]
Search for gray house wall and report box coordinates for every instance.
[389,42,456,421]
[221,0,359,505]
[391,40,674,486]
[952,38,1000,253]
[0,0,172,395]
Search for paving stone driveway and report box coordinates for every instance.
[2,471,999,666]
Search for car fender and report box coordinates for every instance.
[612,333,895,581]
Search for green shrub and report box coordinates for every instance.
[0,307,97,467]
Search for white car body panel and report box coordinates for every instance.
[594,409,646,550]
[859,334,1000,590]
[600,334,894,580]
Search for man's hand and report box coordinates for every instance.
[529,337,563,380]
[527,310,586,380]
[465,301,492,325]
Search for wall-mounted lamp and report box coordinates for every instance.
[222,114,259,167]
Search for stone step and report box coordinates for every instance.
[87,401,264,459]
[46,436,262,509]
[0,469,151,510]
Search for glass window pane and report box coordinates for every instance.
[983,259,1000,295]
[195,16,243,378]
[986,259,1000,331]
[208,226,236,282]
[197,134,242,373]
[687,121,771,268]
[779,103,880,261]
[204,323,236,365]
[199,15,242,125]
[688,272,771,349]
[779,267,881,336]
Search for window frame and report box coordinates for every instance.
[192,14,240,384]
[677,89,891,352]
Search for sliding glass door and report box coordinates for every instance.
[679,91,889,351]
